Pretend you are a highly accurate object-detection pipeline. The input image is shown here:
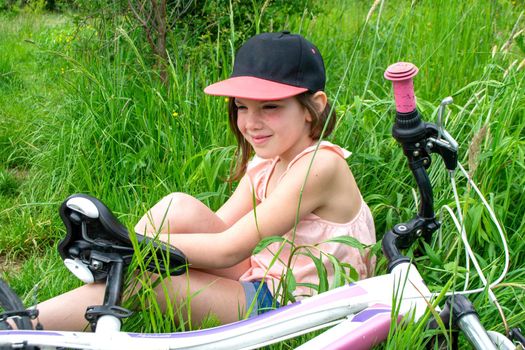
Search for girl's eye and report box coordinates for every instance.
[236,105,247,110]
[262,104,279,110]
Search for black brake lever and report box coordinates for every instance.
[424,123,458,171]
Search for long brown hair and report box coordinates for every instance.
[227,92,337,182]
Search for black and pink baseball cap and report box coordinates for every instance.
[204,31,326,101]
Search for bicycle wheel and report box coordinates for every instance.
[0,278,32,330]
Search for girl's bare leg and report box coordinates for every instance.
[144,269,248,326]
[35,283,106,331]
[134,192,227,235]
[35,269,247,331]
[134,193,250,280]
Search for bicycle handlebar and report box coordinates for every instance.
[383,62,419,113]
[383,63,516,350]
[382,62,458,271]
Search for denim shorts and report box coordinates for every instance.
[241,280,280,318]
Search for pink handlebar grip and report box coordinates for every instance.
[384,62,419,113]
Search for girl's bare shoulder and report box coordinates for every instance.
[291,147,352,178]
[292,148,361,222]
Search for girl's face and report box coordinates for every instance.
[235,97,314,162]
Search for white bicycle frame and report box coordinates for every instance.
[0,262,432,350]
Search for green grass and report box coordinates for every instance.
[1,0,524,348]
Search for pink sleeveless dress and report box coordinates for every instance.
[238,141,376,300]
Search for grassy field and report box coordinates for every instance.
[1,0,524,347]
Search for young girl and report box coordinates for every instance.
[35,31,376,331]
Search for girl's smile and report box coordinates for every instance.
[250,134,272,145]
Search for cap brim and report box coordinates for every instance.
[204,76,308,101]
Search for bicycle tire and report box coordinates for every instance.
[0,278,33,330]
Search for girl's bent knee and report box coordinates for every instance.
[160,192,203,211]
[163,192,194,202]
[135,192,210,235]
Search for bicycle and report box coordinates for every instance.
[1,62,523,350]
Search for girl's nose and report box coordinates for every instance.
[244,110,263,129]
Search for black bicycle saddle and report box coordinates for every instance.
[58,193,187,281]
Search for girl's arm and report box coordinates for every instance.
[215,174,255,227]
[157,151,341,269]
